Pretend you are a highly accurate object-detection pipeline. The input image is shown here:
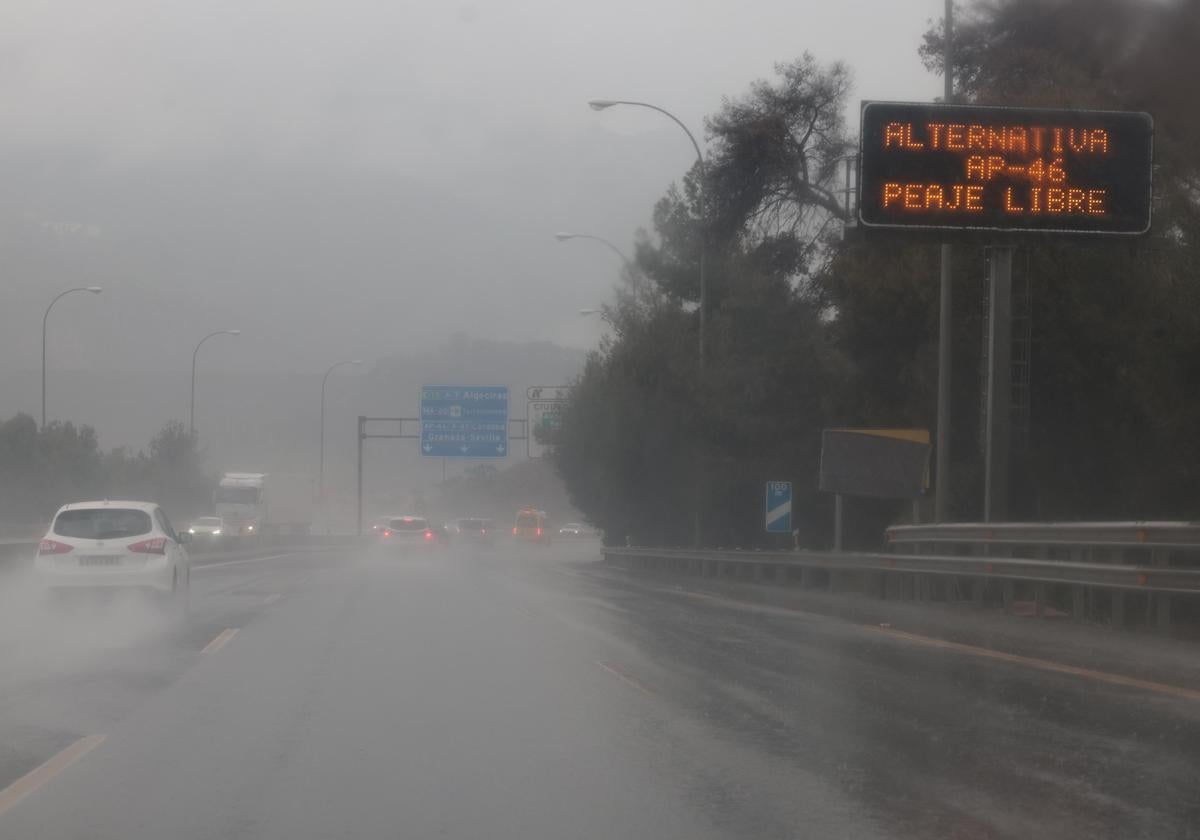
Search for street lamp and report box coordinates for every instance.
[190,330,241,437]
[319,359,363,505]
[554,232,634,271]
[588,98,707,369]
[42,286,103,430]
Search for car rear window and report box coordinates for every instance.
[389,517,428,531]
[516,513,539,528]
[196,517,222,526]
[54,508,153,540]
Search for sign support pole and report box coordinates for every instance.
[984,247,1013,522]
[833,494,844,552]
[356,415,365,537]
[934,0,953,524]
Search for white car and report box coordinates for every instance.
[187,516,226,538]
[34,500,192,609]
[377,515,440,549]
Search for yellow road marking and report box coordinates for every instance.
[596,661,656,698]
[633,582,1200,704]
[201,627,239,654]
[877,627,1200,703]
[0,734,106,817]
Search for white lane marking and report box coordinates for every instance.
[0,734,107,817]
[595,661,656,698]
[201,628,239,654]
[192,553,296,571]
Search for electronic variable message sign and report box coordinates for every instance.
[857,102,1153,235]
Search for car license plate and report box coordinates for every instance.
[78,555,123,567]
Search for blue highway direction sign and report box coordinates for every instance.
[765,481,792,534]
[420,385,509,458]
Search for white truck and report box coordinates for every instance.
[214,472,314,536]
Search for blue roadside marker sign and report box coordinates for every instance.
[765,481,792,533]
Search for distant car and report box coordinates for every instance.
[557,522,593,538]
[377,515,439,550]
[33,500,191,613]
[187,516,226,539]
[513,508,551,545]
[456,517,495,545]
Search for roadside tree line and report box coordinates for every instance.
[554,0,1200,548]
[0,414,210,535]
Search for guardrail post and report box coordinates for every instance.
[1071,587,1086,621]
[1034,583,1046,618]
[917,574,932,601]
[774,563,787,584]
[1001,580,1015,613]
[1111,591,1125,629]
[1152,549,1171,634]
[1156,593,1172,634]
[871,571,886,600]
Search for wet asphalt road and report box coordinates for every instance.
[0,542,1197,839]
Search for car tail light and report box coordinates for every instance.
[128,537,167,555]
[383,529,392,538]
[38,539,73,555]
[424,530,434,541]
[512,527,518,535]
[481,529,487,535]
[536,528,542,537]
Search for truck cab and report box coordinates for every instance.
[215,472,314,537]
[215,473,266,535]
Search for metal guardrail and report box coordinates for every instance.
[602,547,1200,594]
[886,521,1200,551]
[602,544,1200,633]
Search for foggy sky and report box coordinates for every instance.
[0,1,938,376]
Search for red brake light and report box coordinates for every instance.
[128,537,167,555]
[424,530,434,540]
[513,527,518,535]
[481,528,487,535]
[38,539,73,555]
[383,529,392,538]
[536,528,542,536]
